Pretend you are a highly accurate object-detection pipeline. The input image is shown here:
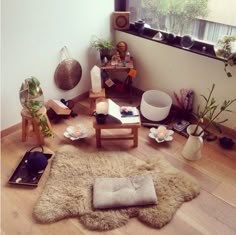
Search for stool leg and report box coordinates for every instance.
[22,117,27,142]
[32,119,44,145]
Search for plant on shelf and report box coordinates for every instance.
[19,76,53,137]
[91,36,114,61]
[191,83,236,136]
[214,35,236,78]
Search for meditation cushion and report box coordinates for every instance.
[93,174,157,209]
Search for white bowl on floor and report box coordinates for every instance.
[140,90,172,121]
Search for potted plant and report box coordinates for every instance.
[182,83,236,160]
[91,36,115,62]
[214,35,236,78]
[19,76,53,137]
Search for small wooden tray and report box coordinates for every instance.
[8,152,53,187]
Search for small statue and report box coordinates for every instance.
[111,50,121,65]
[116,41,128,60]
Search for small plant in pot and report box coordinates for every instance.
[182,83,236,160]
[91,36,114,62]
[19,76,53,137]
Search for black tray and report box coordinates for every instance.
[8,152,53,187]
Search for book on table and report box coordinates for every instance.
[47,99,71,115]
[106,99,140,124]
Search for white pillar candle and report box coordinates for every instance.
[96,98,109,114]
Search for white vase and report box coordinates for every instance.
[182,124,204,161]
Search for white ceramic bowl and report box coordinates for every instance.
[140,90,172,121]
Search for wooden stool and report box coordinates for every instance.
[93,120,141,148]
[89,88,106,115]
[21,107,51,145]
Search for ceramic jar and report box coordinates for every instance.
[182,124,204,160]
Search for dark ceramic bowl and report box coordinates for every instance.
[219,137,235,149]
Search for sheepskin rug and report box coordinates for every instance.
[33,145,200,231]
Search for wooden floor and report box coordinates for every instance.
[1,97,236,235]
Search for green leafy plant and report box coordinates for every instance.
[192,83,236,136]
[91,36,115,61]
[27,100,53,137]
[215,35,236,78]
[91,36,114,50]
[21,76,53,137]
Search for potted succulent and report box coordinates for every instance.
[182,83,236,160]
[214,35,236,78]
[19,76,53,137]
[91,36,115,62]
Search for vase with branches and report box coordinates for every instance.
[191,83,236,136]
[182,83,236,160]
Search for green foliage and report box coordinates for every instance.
[141,0,208,35]
[27,100,53,137]
[91,36,114,50]
[27,76,41,96]
[25,77,53,137]
[192,84,236,136]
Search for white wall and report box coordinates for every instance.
[115,31,236,130]
[1,0,114,130]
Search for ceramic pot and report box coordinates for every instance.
[182,124,204,160]
[134,20,145,34]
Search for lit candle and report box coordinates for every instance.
[96,98,109,114]
[156,126,167,140]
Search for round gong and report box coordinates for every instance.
[54,58,82,90]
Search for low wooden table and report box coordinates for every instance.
[93,120,141,148]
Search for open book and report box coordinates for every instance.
[107,99,140,124]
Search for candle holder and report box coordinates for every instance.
[149,126,174,143]
[95,98,109,124]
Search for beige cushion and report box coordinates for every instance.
[93,174,157,209]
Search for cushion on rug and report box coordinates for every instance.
[33,145,200,231]
[93,174,157,209]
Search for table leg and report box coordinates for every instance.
[95,128,101,148]
[133,127,138,147]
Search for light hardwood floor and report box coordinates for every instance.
[1,98,236,235]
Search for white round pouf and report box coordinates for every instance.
[140,90,172,121]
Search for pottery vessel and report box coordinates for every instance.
[182,124,204,160]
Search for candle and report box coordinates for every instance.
[96,98,109,114]
[156,126,167,140]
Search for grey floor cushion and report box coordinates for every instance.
[93,174,158,209]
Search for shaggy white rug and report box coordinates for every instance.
[33,145,200,231]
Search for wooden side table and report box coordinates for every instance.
[89,88,106,115]
[93,119,141,148]
[101,59,136,102]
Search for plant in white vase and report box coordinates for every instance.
[182,83,236,160]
